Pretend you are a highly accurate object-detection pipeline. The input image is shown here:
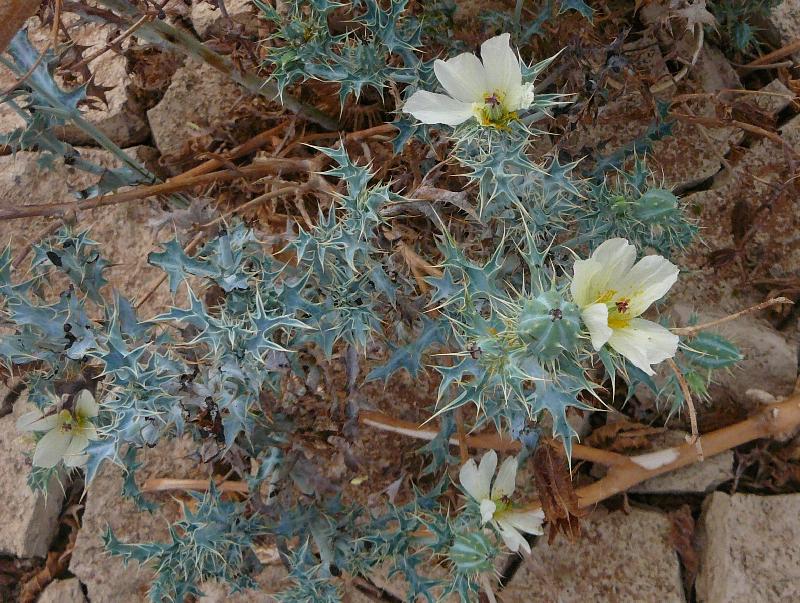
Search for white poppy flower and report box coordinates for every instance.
[459,450,544,554]
[16,390,100,468]
[403,33,534,128]
[570,238,679,375]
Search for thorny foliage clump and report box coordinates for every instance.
[0,0,754,601]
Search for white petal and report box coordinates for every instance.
[570,257,604,307]
[63,432,89,461]
[459,458,483,501]
[63,453,89,468]
[403,91,474,126]
[480,499,497,524]
[514,82,535,112]
[476,450,498,496]
[617,255,679,316]
[480,34,522,106]
[460,453,494,502]
[80,422,99,441]
[16,410,57,433]
[492,456,518,500]
[502,509,545,536]
[495,519,531,554]
[581,303,612,350]
[608,318,679,375]
[75,389,99,418]
[589,238,637,292]
[434,53,487,103]
[33,429,72,468]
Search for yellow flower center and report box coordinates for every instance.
[490,495,515,519]
[57,408,94,435]
[475,91,517,128]
[595,290,633,330]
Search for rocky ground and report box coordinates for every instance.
[1,1,800,602]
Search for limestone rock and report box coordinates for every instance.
[56,22,150,147]
[502,507,685,602]
[750,79,794,118]
[630,431,733,494]
[0,148,175,315]
[766,1,800,61]
[191,0,259,39]
[197,566,288,602]
[146,60,249,161]
[38,578,87,603]
[367,561,458,602]
[0,411,63,558]
[697,492,800,602]
[670,303,797,409]
[69,437,208,603]
[561,42,742,192]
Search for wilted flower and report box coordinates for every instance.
[459,450,544,553]
[16,390,99,468]
[403,33,534,128]
[570,238,679,375]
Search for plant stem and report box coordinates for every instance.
[358,410,628,467]
[93,0,340,131]
[0,160,314,220]
[558,393,800,511]
[672,297,793,337]
[148,395,800,509]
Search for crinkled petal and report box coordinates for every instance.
[492,456,518,500]
[581,303,612,350]
[63,453,89,468]
[63,432,89,463]
[403,91,474,126]
[570,257,604,307]
[617,255,679,316]
[608,318,679,375]
[75,389,99,418]
[480,499,497,524]
[589,238,637,293]
[16,410,57,433]
[33,429,71,468]
[495,519,531,554]
[460,453,493,502]
[477,450,498,496]
[514,82,535,112]
[434,53,487,103]
[502,509,545,536]
[459,458,483,501]
[79,422,99,441]
[480,34,522,107]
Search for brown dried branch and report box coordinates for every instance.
[146,395,800,508]
[532,438,585,543]
[672,297,793,337]
[667,357,703,459]
[0,161,314,221]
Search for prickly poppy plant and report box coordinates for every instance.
[1,2,748,602]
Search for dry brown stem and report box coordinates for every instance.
[746,39,800,67]
[672,297,793,336]
[0,161,314,221]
